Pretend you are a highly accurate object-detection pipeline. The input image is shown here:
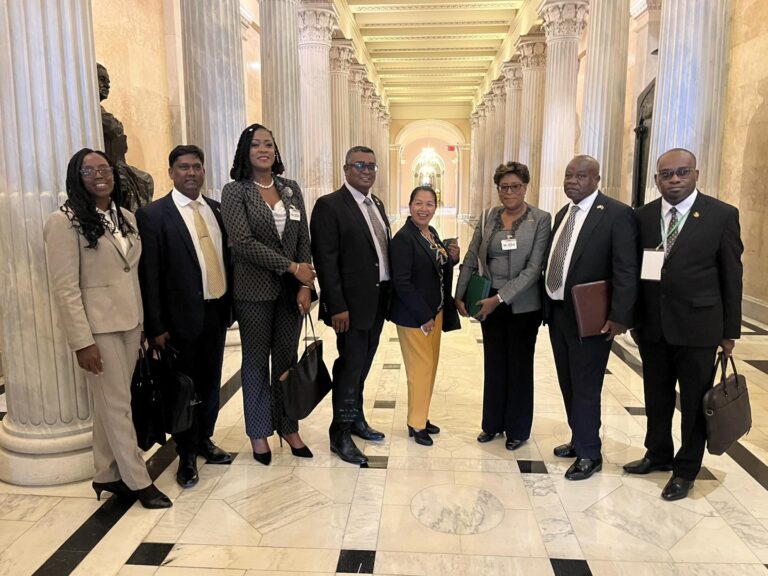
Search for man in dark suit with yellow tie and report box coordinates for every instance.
[624,148,743,501]
[137,145,234,488]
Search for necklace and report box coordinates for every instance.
[253,178,274,189]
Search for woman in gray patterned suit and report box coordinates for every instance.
[455,161,551,451]
[221,124,316,465]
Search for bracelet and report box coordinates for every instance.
[299,285,312,290]
[292,262,300,275]
[496,293,504,304]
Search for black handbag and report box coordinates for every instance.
[281,315,332,420]
[154,346,198,435]
[703,352,752,455]
[130,345,167,451]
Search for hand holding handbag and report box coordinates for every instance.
[281,314,332,420]
[703,352,751,455]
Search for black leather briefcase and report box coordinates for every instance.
[703,352,751,455]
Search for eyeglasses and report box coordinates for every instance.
[346,162,378,173]
[498,183,525,194]
[80,167,113,178]
[658,167,694,181]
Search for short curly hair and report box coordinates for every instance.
[493,161,530,186]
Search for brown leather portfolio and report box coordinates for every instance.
[570,280,611,338]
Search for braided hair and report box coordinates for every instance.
[61,148,134,249]
[229,123,285,181]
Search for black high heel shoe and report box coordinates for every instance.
[92,480,133,501]
[425,421,440,434]
[134,484,172,509]
[407,426,433,446]
[279,435,313,458]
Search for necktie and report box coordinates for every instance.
[665,207,678,258]
[190,202,225,298]
[363,197,389,277]
[547,205,580,294]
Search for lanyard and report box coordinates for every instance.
[655,211,688,251]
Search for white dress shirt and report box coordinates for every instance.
[660,189,698,253]
[346,179,390,282]
[545,190,599,301]
[97,202,130,255]
[172,189,227,299]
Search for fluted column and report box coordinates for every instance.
[473,103,487,218]
[181,0,246,201]
[260,0,302,179]
[330,39,354,189]
[348,63,365,147]
[0,0,101,485]
[645,0,729,202]
[382,112,393,215]
[361,80,374,149]
[581,0,630,199]
[482,93,497,210]
[517,34,547,206]
[492,79,506,169]
[502,60,523,162]
[370,94,382,197]
[297,2,335,212]
[469,112,480,219]
[537,0,588,214]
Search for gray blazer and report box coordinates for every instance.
[220,175,311,302]
[455,204,551,314]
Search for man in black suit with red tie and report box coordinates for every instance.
[136,145,234,488]
[624,148,743,501]
[545,155,639,481]
[311,146,389,464]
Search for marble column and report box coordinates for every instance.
[580,0,630,199]
[259,0,303,180]
[382,112,393,215]
[517,34,547,207]
[537,0,588,214]
[482,92,497,210]
[469,112,480,219]
[180,0,246,201]
[630,0,662,100]
[370,94,382,197]
[502,60,523,162]
[361,80,375,149]
[473,103,487,218]
[0,0,101,485]
[348,63,366,147]
[492,78,507,170]
[297,1,335,212]
[330,39,354,189]
[645,0,729,202]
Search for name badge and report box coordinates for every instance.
[641,249,664,281]
[501,238,517,251]
[289,208,301,221]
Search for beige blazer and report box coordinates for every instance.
[44,208,143,351]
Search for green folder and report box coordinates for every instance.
[465,273,491,318]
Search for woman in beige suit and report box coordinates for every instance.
[44,148,171,509]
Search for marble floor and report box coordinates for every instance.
[2,217,768,575]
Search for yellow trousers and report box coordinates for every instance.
[396,312,443,429]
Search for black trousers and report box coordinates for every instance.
[548,302,612,460]
[329,284,388,438]
[638,337,717,480]
[172,299,228,458]
[480,300,541,439]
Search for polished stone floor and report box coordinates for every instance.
[1,217,768,575]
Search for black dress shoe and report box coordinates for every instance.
[425,421,440,434]
[477,431,498,443]
[554,442,576,458]
[176,454,199,488]
[199,439,233,464]
[408,426,433,446]
[351,422,385,441]
[623,457,673,475]
[662,477,694,501]
[565,457,603,481]
[330,432,368,464]
[135,484,173,509]
[505,438,525,451]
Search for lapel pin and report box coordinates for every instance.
[596,205,604,210]
[693,211,700,218]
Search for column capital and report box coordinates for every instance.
[370,93,382,112]
[491,78,505,98]
[476,102,486,118]
[538,0,588,40]
[330,39,355,73]
[483,93,495,113]
[470,112,479,127]
[502,60,523,90]
[349,63,366,85]
[517,34,547,69]
[630,0,662,19]
[361,79,375,100]
[297,3,336,47]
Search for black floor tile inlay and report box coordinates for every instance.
[746,360,768,376]
[517,460,548,474]
[605,368,612,375]
[388,337,399,342]
[336,549,375,573]
[742,320,768,335]
[383,363,401,369]
[550,558,593,576]
[126,542,174,566]
[624,406,646,416]
[0,412,5,421]
[476,339,484,344]
[361,456,388,469]
[373,400,396,409]
[0,384,5,395]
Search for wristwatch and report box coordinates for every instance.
[496,294,504,304]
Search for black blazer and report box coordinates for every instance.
[544,191,639,333]
[310,185,390,331]
[389,217,460,331]
[136,193,233,340]
[635,192,743,347]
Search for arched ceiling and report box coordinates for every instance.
[335,0,525,119]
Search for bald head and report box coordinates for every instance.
[657,148,696,170]
[564,155,601,203]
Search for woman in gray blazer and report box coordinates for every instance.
[221,124,315,465]
[455,161,551,451]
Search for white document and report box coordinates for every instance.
[641,249,664,281]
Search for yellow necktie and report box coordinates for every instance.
[190,202,225,298]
